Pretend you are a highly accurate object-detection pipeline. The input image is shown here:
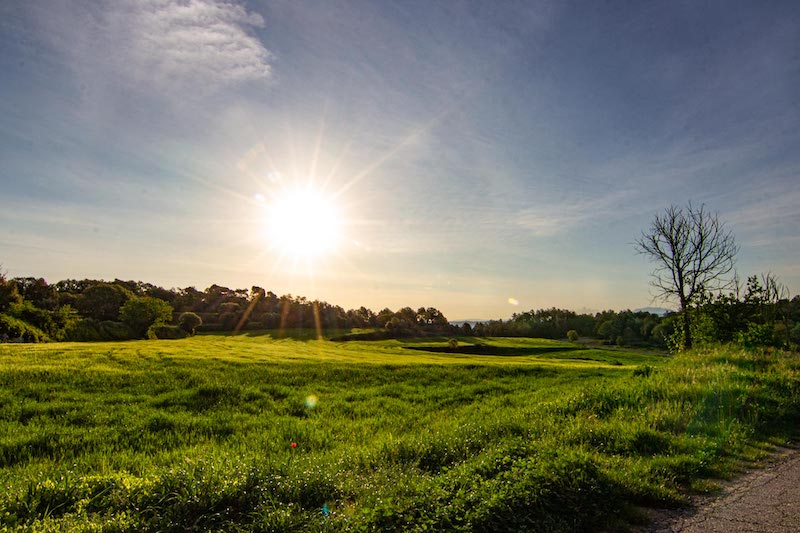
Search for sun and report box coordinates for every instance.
[264,185,343,258]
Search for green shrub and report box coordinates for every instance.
[62,319,134,341]
[178,312,202,335]
[120,297,173,339]
[8,302,54,335]
[148,325,187,340]
[0,313,48,342]
[63,318,102,341]
[98,321,135,341]
[567,330,579,342]
[736,323,775,348]
[196,323,226,332]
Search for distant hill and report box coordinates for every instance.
[450,319,494,326]
[633,307,673,316]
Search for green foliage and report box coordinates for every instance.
[148,324,188,340]
[2,301,78,342]
[0,273,22,313]
[74,283,133,321]
[11,277,58,310]
[736,322,775,348]
[0,336,798,531]
[62,319,134,342]
[120,297,173,339]
[0,313,48,342]
[98,320,135,341]
[62,318,103,342]
[8,301,54,334]
[178,311,202,335]
[567,329,579,342]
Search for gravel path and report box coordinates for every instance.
[643,446,800,532]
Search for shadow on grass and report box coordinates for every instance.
[403,345,581,356]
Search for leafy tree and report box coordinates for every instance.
[173,286,205,312]
[178,312,202,335]
[12,277,58,310]
[376,308,394,328]
[347,306,376,328]
[596,320,616,341]
[396,307,418,324]
[635,203,738,349]
[0,269,22,313]
[417,307,448,327]
[250,286,266,302]
[74,283,134,321]
[120,297,173,339]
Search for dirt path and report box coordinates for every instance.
[643,446,800,532]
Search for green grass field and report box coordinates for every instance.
[1,334,799,532]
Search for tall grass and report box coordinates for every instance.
[0,337,798,531]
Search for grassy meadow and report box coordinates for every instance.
[1,334,800,532]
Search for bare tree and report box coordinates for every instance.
[635,203,738,349]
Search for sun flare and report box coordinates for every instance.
[264,185,342,258]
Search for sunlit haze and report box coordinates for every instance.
[1,1,799,320]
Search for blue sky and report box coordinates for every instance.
[1,1,799,320]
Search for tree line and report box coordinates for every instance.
[462,275,800,350]
[0,274,454,342]
[2,270,797,350]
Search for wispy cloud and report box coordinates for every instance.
[37,0,272,99]
[514,190,636,236]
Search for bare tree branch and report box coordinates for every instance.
[635,203,738,349]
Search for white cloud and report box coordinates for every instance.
[39,0,272,98]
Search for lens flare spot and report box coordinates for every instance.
[305,394,319,409]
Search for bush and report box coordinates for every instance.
[62,319,134,341]
[567,330,579,342]
[98,321,135,341]
[120,297,173,339]
[195,323,226,333]
[148,325,187,340]
[8,302,54,335]
[63,318,102,342]
[736,322,776,348]
[0,314,48,342]
[178,312,202,335]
